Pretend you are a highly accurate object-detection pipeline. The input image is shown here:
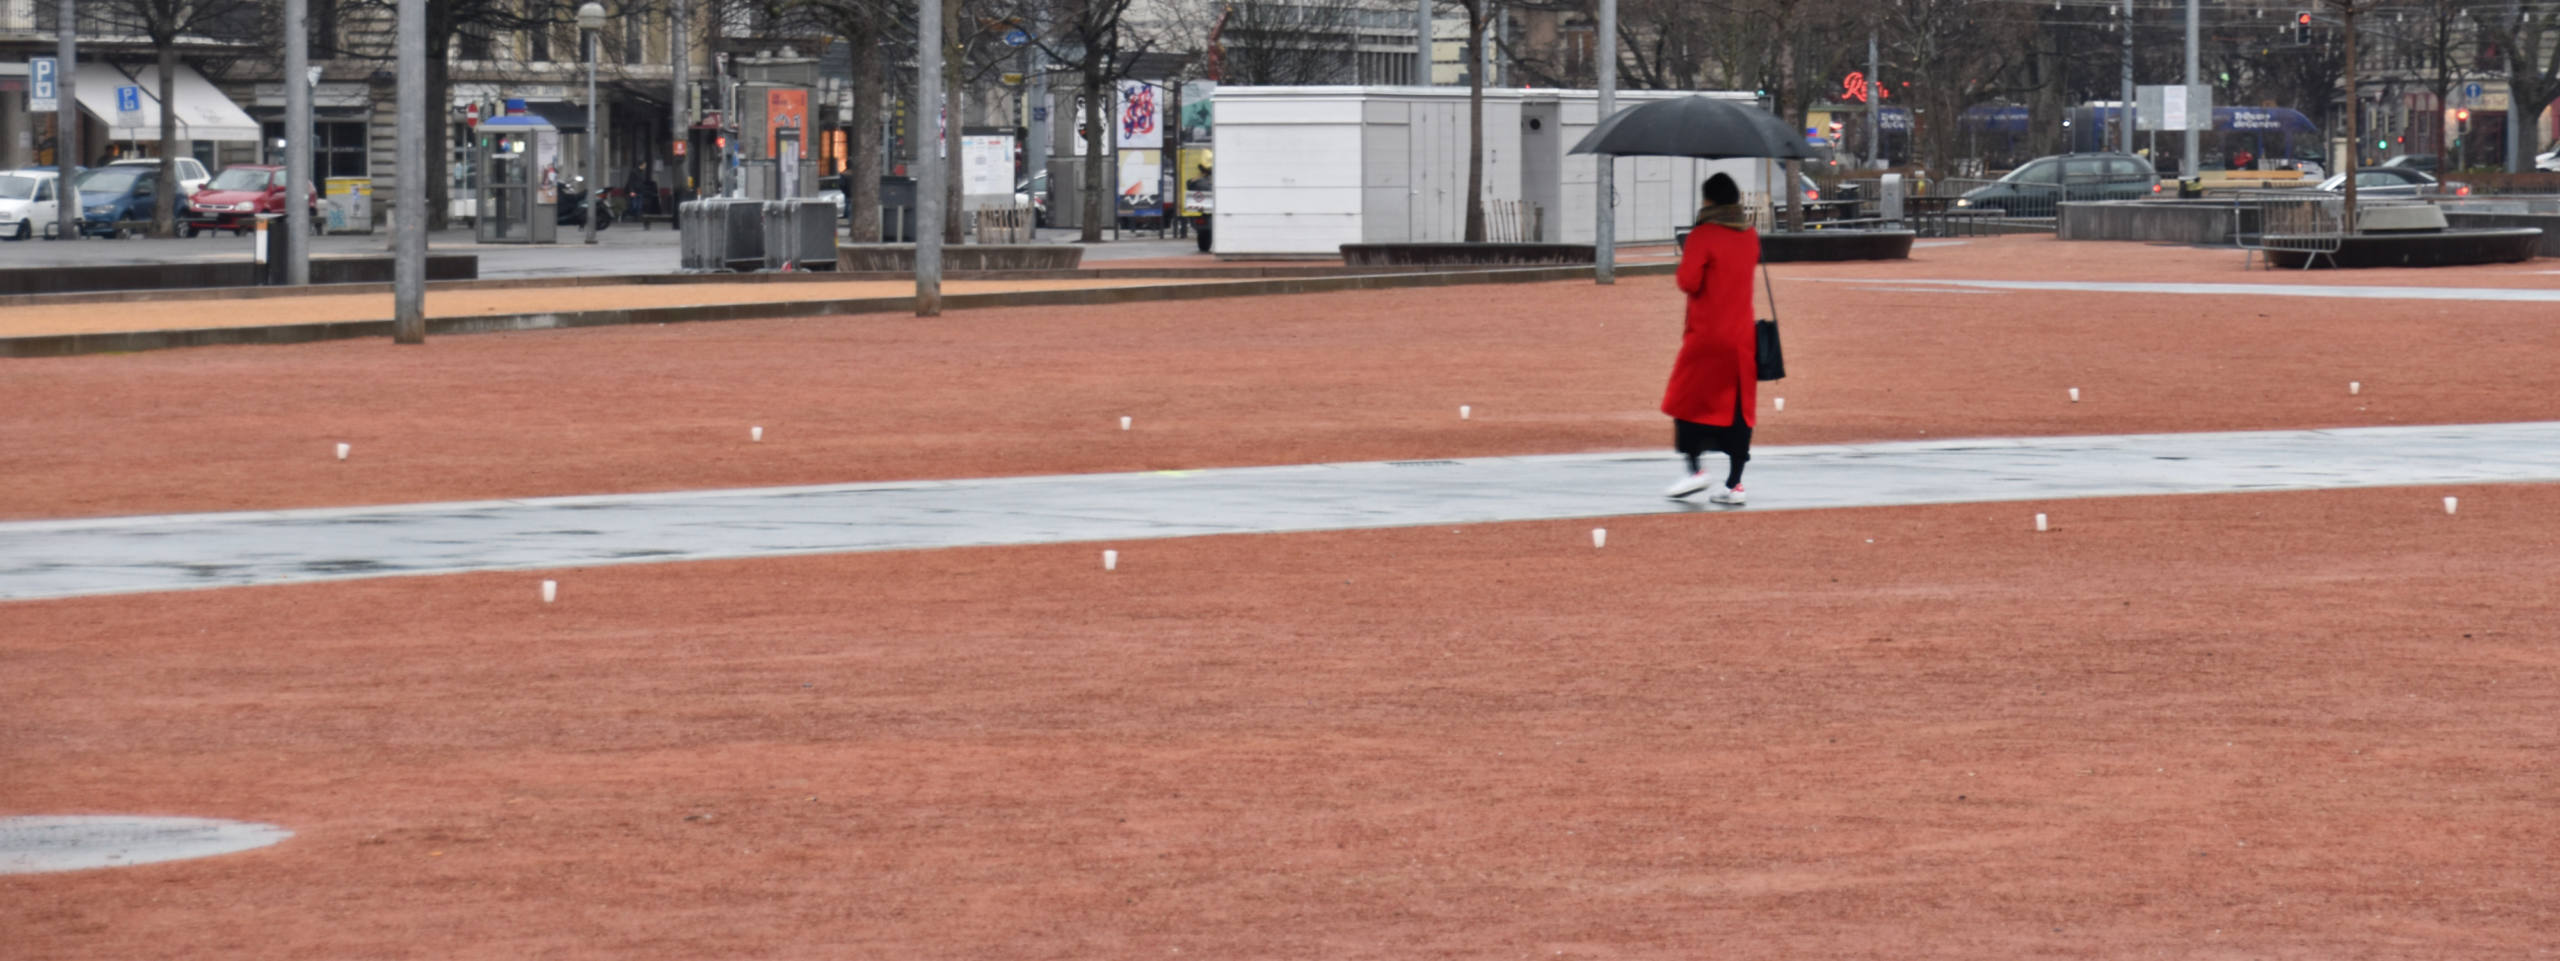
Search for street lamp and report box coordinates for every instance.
[578,1,605,245]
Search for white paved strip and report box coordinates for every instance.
[1817,277,2560,302]
[4,422,2558,602]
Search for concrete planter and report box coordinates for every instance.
[2262,228,2543,269]
[0,255,478,296]
[836,244,1084,271]
[1756,229,1915,262]
[1339,243,1596,267]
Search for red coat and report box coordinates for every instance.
[1661,223,1760,427]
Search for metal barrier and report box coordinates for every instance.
[679,198,768,271]
[972,205,1036,245]
[1483,199,1544,243]
[760,199,837,271]
[2232,191,2343,270]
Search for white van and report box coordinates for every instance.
[107,156,212,199]
[0,169,65,240]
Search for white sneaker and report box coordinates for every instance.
[1663,471,1714,499]
[1709,485,1747,506]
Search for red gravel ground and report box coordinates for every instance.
[4,235,2557,958]
[3,235,2556,520]
[5,485,2555,958]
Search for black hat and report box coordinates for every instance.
[1702,173,1741,206]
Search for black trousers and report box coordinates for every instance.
[1674,413,1752,485]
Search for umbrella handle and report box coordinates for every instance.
[1759,260,1779,324]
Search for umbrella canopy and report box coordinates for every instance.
[1568,96,1815,160]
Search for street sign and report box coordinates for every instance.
[1003,28,1030,47]
[117,85,141,112]
[2462,82,2483,102]
[29,57,57,112]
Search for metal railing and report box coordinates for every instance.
[972,205,1037,245]
[2230,190,2344,269]
[1482,199,1545,243]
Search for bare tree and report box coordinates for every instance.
[790,0,905,240]
[1014,0,1156,243]
[1444,0,1496,241]
[2470,2,2560,172]
[87,0,263,237]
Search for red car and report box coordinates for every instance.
[183,164,319,237]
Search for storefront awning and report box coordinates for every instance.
[522,100,590,134]
[75,60,261,143]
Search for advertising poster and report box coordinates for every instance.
[962,135,1015,196]
[1178,80,1215,144]
[765,88,809,157]
[1117,149,1162,217]
[1116,81,1162,150]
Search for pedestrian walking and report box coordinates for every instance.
[1662,173,1759,506]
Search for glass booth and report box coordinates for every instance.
[474,114,559,243]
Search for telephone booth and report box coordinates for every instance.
[474,113,559,243]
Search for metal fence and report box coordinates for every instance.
[972,205,1037,245]
[2228,190,2344,269]
[1482,199,1545,243]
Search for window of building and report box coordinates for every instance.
[261,120,370,178]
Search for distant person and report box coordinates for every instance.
[1662,173,1760,506]
[2231,149,2255,170]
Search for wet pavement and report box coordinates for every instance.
[5,422,2555,602]
[1821,277,2560,302]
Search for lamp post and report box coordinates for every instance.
[579,2,605,245]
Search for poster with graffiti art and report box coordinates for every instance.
[1179,80,1215,144]
[1117,150,1162,218]
[1116,81,1163,150]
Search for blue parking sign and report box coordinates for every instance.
[118,85,143,112]
[28,57,56,110]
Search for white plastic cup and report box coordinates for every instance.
[541,580,557,603]
[335,442,350,461]
[1459,405,1471,420]
[751,426,763,442]
[2349,381,2361,396]
[1120,416,1132,431]
[2444,496,2458,515]
[2067,388,2080,403]
[1591,528,1607,549]
[2035,513,2048,532]
[1774,397,1785,411]
[1102,549,1119,570]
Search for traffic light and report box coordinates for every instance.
[2454,107,2472,135]
[2294,11,2312,44]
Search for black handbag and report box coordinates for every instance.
[1755,263,1787,382]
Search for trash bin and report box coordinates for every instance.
[256,214,296,286]
[878,176,918,242]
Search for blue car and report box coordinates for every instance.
[72,165,164,238]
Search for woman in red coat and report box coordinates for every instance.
[1661,173,1759,505]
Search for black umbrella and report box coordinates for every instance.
[1568,96,1814,160]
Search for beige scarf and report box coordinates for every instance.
[1694,203,1751,230]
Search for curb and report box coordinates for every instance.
[0,262,1677,358]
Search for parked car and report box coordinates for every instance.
[815,174,849,221]
[71,165,162,238]
[1954,152,2159,214]
[0,168,67,240]
[183,164,318,237]
[2315,167,2470,197]
[1018,170,1049,226]
[2535,147,2559,172]
[2377,154,2438,173]
[106,156,211,199]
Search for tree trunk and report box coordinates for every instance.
[1081,62,1106,243]
[1462,8,1485,243]
[944,1,965,245]
[850,21,883,243]
[427,46,452,230]
[154,38,179,238]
